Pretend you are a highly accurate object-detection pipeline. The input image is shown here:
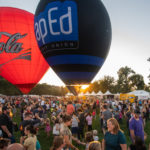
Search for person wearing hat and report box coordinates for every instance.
[129,108,145,143]
[0,106,14,143]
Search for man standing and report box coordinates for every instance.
[0,106,14,143]
[129,109,145,143]
[66,101,75,115]
[19,112,42,136]
[101,105,112,134]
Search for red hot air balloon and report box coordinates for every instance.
[0,7,49,94]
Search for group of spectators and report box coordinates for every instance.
[0,95,150,150]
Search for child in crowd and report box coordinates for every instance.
[45,118,51,137]
[93,130,99,141]
[52,118,60,136]
[88,141,101,150]
[86,113,93,131]
[79,131,94,150]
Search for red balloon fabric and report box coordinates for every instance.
[0,7,49,94]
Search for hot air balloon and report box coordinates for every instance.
[34,0,111,94]
[0,7,49,94]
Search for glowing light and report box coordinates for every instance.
[20,125,23,131]
[9,111,13,118]
[81,85,89,90]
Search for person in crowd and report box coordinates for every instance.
[86,113,93,131]
[0,137,10,150]
[12,106,17,117]
[19,112,42,136]
[102,118,127,150]
[92,100,97,111]
[78,109,86,140]
[145,105,149,121]
[36,139,41,150]
[128,136,147,150]
[119,111,123,124]
[88,141,101,150]
[92,110,96,119]
[7,143,24,150]
[125,107,132,129]
[93,130,99,141]
[60,114,79,150]
[20,125,37,150]
[142,106,146,127]
[50,136,66,150]
[78,131,94,150]
[52,118,60,136]
[0,106,15,143]
[45,118,51,137]
[101,105,112,135]
[66,101,75,116]
[71,113,79,138]
[129,109,145,143]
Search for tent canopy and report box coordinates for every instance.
[84,91,90,96]
[128,90,150,100]
[104,90,113,95]
[90,91,96,95]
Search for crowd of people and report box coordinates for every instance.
[0,94,150,150]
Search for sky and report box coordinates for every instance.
[0,0,150,86]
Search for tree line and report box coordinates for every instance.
[84,66,150,94]
[0,66,150,96]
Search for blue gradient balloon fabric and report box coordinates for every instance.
[34,0,112,85]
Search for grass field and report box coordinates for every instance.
[13,109,150,150]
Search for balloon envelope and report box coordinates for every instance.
[0,7,49,94]
[34,0,111,86]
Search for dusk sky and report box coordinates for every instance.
[0,0,150,86]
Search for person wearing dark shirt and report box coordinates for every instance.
[78,109,85,140]
[129,109,145,143]
[19,112,42,136]
[0,106,15,143]
[102,105,112,134]
[128,136,147,150]
[102,118,127,150]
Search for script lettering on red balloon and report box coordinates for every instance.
[0,32,27,53]
[0,32,31,67]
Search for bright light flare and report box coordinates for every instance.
[81,85,89,90]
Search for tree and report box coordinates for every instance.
[117,66,135,93]
[0,76,22,95]
[98,76,115,93]
[128,74,145,90]
[30,83,67,96]
[85,81,99,93]
[0,76,67,96]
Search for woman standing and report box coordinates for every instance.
[20,125,37,150]
[60,114,79,150]
[102,118,127,150]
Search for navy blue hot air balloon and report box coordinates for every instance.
[34,0,111,87]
